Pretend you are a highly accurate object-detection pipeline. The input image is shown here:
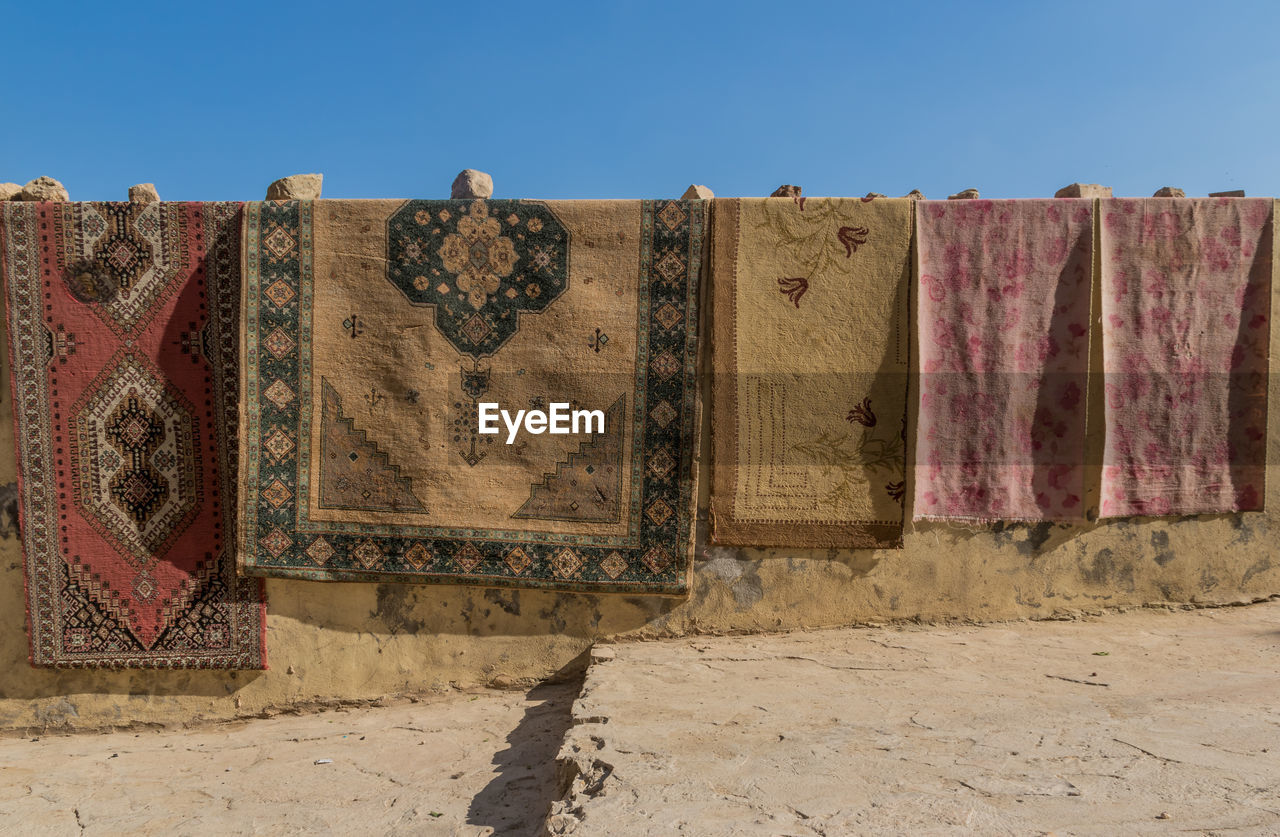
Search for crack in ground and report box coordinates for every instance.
[1111,738,1183,765]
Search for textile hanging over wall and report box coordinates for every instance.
[239,199,703,594]
[2,202,266,668]
[1099,198,1272,516]
[710,197,911,547]
[914,199,1094,522]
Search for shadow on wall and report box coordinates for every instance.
[260,525,727,643]
[0,535,667,706]
[266,512,893,640]
[917,511,1263,557]
[0,474,1270,712]
[912,511,1268,609]
[0,512,687,706]
[0,506,882,709]
[0,525,266,705]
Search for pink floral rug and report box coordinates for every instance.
[1099,198,1271,516]
[915,199,1093,521]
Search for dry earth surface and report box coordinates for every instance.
[551,603,1280,836]
[0,682,577,836]
[2,602,1278,836]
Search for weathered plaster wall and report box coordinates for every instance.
[0,226,1275,733]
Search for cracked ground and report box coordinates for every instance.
[4,602,1279,836]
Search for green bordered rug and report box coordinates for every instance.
[239,199,703,595]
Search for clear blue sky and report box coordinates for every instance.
[3,0,1277,201]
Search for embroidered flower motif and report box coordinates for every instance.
[847,397,877,427]
[837,226,869,257]
[920,273,946,302]
[998,246,1033,280]
[438,201,519,309]
[777,277,809,308]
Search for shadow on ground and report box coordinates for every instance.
[467,656,587,835]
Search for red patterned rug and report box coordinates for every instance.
[2,202,265,668]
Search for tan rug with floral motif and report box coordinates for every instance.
[710,197,911,547]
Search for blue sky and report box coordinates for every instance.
[2,0,1277,201]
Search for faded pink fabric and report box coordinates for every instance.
[915,199,1093,521]
[1100,198,1271,517]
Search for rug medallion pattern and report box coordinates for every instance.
[3,201,266,668]
[241,199,703,594]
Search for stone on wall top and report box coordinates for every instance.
[267,174,323,200]
[452,169,493,199]
[18,176,68,201]
[129,183,160,204]
[1054,183,1112,198]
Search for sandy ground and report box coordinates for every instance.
[0,683,577,836]
[551,603,1280,836]
[3,603,1279,836]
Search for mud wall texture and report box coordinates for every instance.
[0,241,1275,733]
